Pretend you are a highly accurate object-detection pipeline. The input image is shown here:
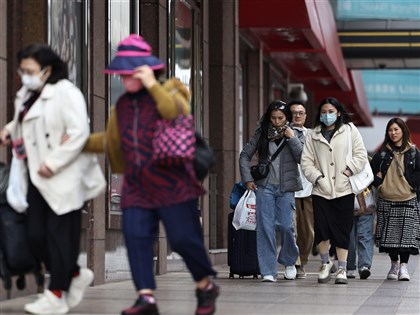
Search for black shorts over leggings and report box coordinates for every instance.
[312,194,354,249]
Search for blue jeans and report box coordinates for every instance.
[347,214,374,270]
[256,184,299,277]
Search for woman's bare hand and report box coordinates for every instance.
[246,181,258,191]
[0,129,11,146]
[133,65,157,89]
[38,163,54,178]
[283,125,295,138]
[60,134,70,144]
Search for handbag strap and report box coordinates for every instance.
[346,124,352,163]
[269,138,287,162]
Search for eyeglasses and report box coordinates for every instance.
[17,68,46,77]
[292,111,306,117]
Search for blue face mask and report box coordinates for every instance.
[320,113,337,127]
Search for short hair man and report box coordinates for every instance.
[289,99,314,279]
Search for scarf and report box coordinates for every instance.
[268,123,285,141]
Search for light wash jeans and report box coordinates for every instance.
[347,214,374,271]
[256,184,299,278]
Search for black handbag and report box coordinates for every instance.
[250,139,287,181]
[193,133,216,181]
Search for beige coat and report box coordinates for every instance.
[5,80,106,215]
[301,122,368,200]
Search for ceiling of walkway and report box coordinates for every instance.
[239,0,420,125]
[337,23,420,70]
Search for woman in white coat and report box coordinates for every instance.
[301,97,368,285]
[0,44,105,314]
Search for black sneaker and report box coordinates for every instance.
[121,295,159,315]
[195,281,220,315]
[359,266,371,280]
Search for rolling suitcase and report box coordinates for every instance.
[228,212,260,279]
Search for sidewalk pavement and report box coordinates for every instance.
[1,249,419,315]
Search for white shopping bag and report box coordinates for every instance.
[232,190,257,231]
[6,156,29,213]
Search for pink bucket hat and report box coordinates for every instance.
[104,34,164,74]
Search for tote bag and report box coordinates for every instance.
[152,113,196,167]
[232,190,257,231]
[346,126,374,194]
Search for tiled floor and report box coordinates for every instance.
[1,249,419,315]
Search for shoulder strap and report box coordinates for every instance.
[346,124,352,162]
[269,138,287,162]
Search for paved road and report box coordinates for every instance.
[1,249,419,315]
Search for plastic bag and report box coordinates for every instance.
[6,157,28,213]
[232,190,257,231]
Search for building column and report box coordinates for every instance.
[87,0,107,285]
[246,49,264,137]
[208,0,240,249]
[0,0,10,164]
[140,0,169,275]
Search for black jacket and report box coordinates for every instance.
[370,146,420,192]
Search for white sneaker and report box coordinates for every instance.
[262,275,276,282]
[387,261,399,280]
[67,268,94,308]
[346,270,356,279]
[335,268,348,284]
[398,263,410,281]
[284,266,297,280]
[318,261,337,283]
[24,289,69,314]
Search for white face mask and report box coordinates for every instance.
[21,68,47,91]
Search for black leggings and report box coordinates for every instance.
[389,253,410,264]
[26,180,82,291]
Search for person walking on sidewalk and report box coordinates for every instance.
[239,100,303,282]
[85,34,219,315]
[347,185,376,280]
[288,100,314,279]
[301,97,369,285]
[0,44,106,314]
[370,117,420,281]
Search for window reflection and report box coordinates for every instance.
[108,0,131,213]
[174,1,193,88]
[48,0,83,88]
[169,0,202,131]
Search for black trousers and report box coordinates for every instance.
[26,179,81,291]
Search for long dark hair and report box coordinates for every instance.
[315,97,352,132]
[17,44,68,84]
[380,117,412,152]
[256,100,291,159]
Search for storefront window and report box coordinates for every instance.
[108,0,132,216]
[48,0,84,90]
[169,0,203,131]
